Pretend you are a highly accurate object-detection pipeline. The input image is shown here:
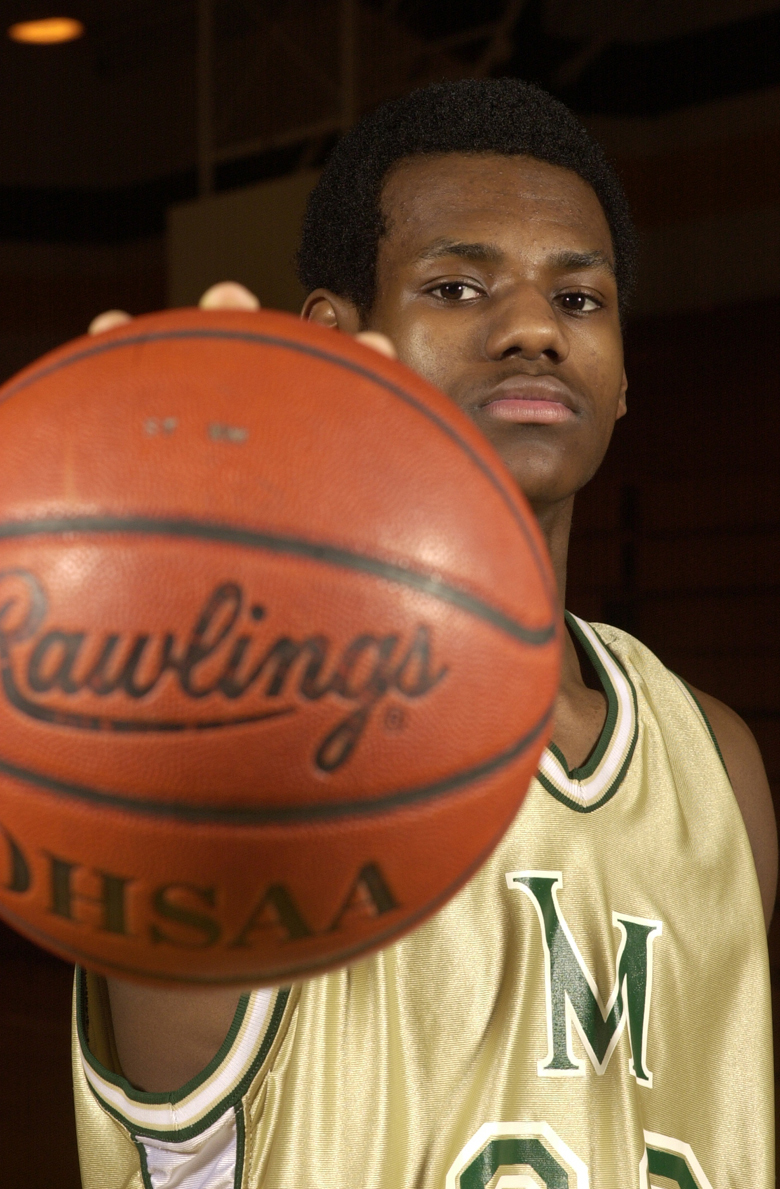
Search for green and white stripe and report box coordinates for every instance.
[77,973,285,1141]
[537,614,638,812]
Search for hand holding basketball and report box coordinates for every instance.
[0,306,559,986]
[88,281,398,359]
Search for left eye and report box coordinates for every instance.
[431,282,482,301]
[559,292,600,313]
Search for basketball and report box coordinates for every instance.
[0,308,560,986]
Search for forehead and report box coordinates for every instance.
[379,153,613,262]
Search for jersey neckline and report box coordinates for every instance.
[537,613,638,813]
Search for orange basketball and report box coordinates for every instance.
[0,308,560,986]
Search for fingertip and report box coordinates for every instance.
[199,282,261,311]
[88,310,132,336]
[354,331,397,360]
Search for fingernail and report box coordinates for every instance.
[199,282,261,311]
[88,310,132,335]
[355,332,397,360]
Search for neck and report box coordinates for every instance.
[530,491,609,766]
[530,494,573,613]
[530,493,584,695]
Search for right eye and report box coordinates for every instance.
[428,282,483,302]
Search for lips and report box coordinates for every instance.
[479,374,578,423]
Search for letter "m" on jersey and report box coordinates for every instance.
[507,871,662,1087]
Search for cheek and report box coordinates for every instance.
[579,333,624,421]
[392,317,465,392]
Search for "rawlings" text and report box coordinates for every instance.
[0,569,447,771]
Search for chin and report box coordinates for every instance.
[499,452,578,505]
[511,478,576,514]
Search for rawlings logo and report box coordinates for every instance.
[0,569,447,772]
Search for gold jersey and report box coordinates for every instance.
[72,616,774,1189]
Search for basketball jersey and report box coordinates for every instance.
[72,616,774,1189]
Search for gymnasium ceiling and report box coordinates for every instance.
[0,0,778,240]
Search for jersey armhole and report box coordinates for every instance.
[83,970,124,1077]
[75,966,290,1143]
[670,673,729,778]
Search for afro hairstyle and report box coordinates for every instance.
[297,77,638,323]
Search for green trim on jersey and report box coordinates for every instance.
[234,1103,246,1189]
[76,970,290,1141]
[135,1139,154,1189]
[537,615,638,813]
[77,968,252,1103]
[671,674,729,777]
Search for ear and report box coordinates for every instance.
[616,367,628,419]
[301,289,362,334]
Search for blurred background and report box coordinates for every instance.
[0,1,777,1183]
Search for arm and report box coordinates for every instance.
[90,285,257,1092]
[90,284,394,1093]
[689,686,777,929]
[104,980,244,1092]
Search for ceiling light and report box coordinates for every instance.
[8,17,85,44]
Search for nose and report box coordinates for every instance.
[484,285,569,364]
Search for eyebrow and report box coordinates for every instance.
[415,239,504,265]
[547,249,616,278]
[414,240,615,278]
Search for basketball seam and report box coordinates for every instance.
[0,326,557,607]
[0,699,554,824]
[0,516,553,647]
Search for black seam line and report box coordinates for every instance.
[0,699,554,824]
[0,327,557,607]
[0,517,555,648]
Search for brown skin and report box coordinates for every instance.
[103,154,776,1093]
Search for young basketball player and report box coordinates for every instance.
[74,80,776,1188]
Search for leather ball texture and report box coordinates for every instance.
[0,308,560,986]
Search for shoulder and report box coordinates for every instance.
[588,621,776,929]
[686,685,777,929]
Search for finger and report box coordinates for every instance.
[88,310,132,336]
[354,331,397,360]
[199,282,260,311]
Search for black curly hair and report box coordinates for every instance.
[297,78,638,323]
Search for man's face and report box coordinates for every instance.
[366,153,627,511]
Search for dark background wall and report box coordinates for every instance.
[0,3,777,1185]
